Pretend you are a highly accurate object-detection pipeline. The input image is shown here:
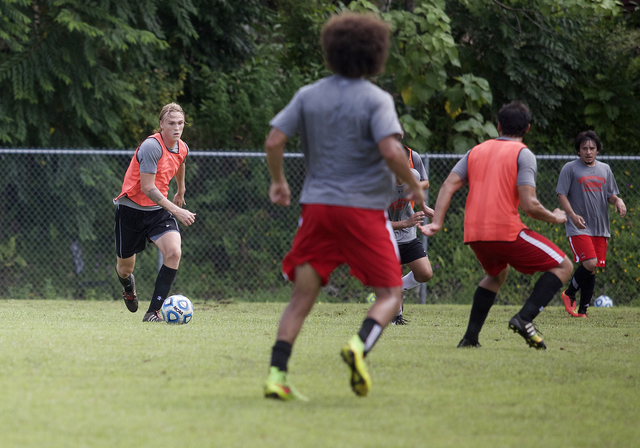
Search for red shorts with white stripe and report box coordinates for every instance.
[567,235,607,267]
[282,204,402,287]
[469,229,566,277]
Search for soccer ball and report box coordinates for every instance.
[594,295,613,308]
[160,295,194,324]
[365,292,376,304]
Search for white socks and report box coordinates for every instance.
[402,271,421,291]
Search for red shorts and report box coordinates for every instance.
[282,204,402,287]
[469,229,566,277]
[567,235,607,267]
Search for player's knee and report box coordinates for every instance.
[415,269,433,283]
[582,258,597,272]
[163,247,182,265]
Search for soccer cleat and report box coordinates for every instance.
[576,307,588,318]
[457,338,481,348]
[264,367,308,401]
[561,290,579,317]
[340,335,371,397]
[122,274,138,313]
[390,314,409,325]
[142,310,163,322]
[508,314,546,350]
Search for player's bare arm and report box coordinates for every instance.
[391,211,425,230]
[419,171,464,237]
[557,193,586,229]
[173,162,187,207]
[140,172,196,226]
[519,185,566,224]
[608,195,627,217]
[379,135,425,206]
[265,127,291,207]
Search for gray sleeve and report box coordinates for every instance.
[556,163,572,196]
[411,150,428,181]
[137,138,163,174]
[370,93,402,143]
[269,90,303,138]
[516,148,537,186]
[451,152,470,182]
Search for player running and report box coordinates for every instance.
[421,101,573,350]
[263,12,424,400]
[557,130,626,317]
[114,102,196,322]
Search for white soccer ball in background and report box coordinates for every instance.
[594,295,613,308]
[161,295,194,324]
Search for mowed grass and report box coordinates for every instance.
[0,300,638,448]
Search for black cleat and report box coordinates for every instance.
[122,274,138,313]
[508,314,546,350]
[142,310,163,322]
[390,314,409,325]
[457,338,481,348]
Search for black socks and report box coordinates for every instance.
[358,317,383,356]
[270,340,292,372]
[566,265,593,296]
[148,265,178,312]
[519,272,563,321]
[117,273,133,292]
[463,287,497,345]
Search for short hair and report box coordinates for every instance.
[321,12,391,78]
[497,101,531,137]
[155,102,186,133]
[574,130,602,153]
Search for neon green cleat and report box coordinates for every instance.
[340,335,371,397]
[264,367,308,401]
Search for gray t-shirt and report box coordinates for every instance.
[115,137,184,211]
[452,138,537,186]
[556,159,618,237]
[269,75,402,210]
[388,168,422,243]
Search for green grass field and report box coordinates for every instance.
[0,300,638,448]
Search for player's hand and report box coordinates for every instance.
[418,222,441,237]
[407,211,425,227]
[423,205,435,220]
[174,208,196,227]
[173,191,186,208]
[570,213,587,229]
[269,181,291,206]
[551,208,567,224]
[615,198,627,217]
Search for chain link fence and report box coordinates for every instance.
[0,149,637,306]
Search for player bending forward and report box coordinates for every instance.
[557,130,626,317]
[422,101,573,350]
[387,136,434,324]
[263,12,424,400]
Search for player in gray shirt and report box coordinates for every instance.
[557,130,626,316]
[387,139,434,324]
[263,12,425,401]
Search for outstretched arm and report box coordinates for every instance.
[265,127,291,206]
[519,185,566,224]
[419,171,464,237]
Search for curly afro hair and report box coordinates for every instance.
[321,12,391,78]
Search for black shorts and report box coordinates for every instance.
[398,238,427,265]
[114,205,180,259]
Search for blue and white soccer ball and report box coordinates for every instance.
[594,295,613,308]
[160,295,194,324]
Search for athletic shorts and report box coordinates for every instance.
[469,229,565,277]
[567,235,607,267]
[114,205,180,259]
[282,204,402,287]
[398,238,427,265]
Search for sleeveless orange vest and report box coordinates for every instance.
[463,139,527,243]
[114,134,188,207]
